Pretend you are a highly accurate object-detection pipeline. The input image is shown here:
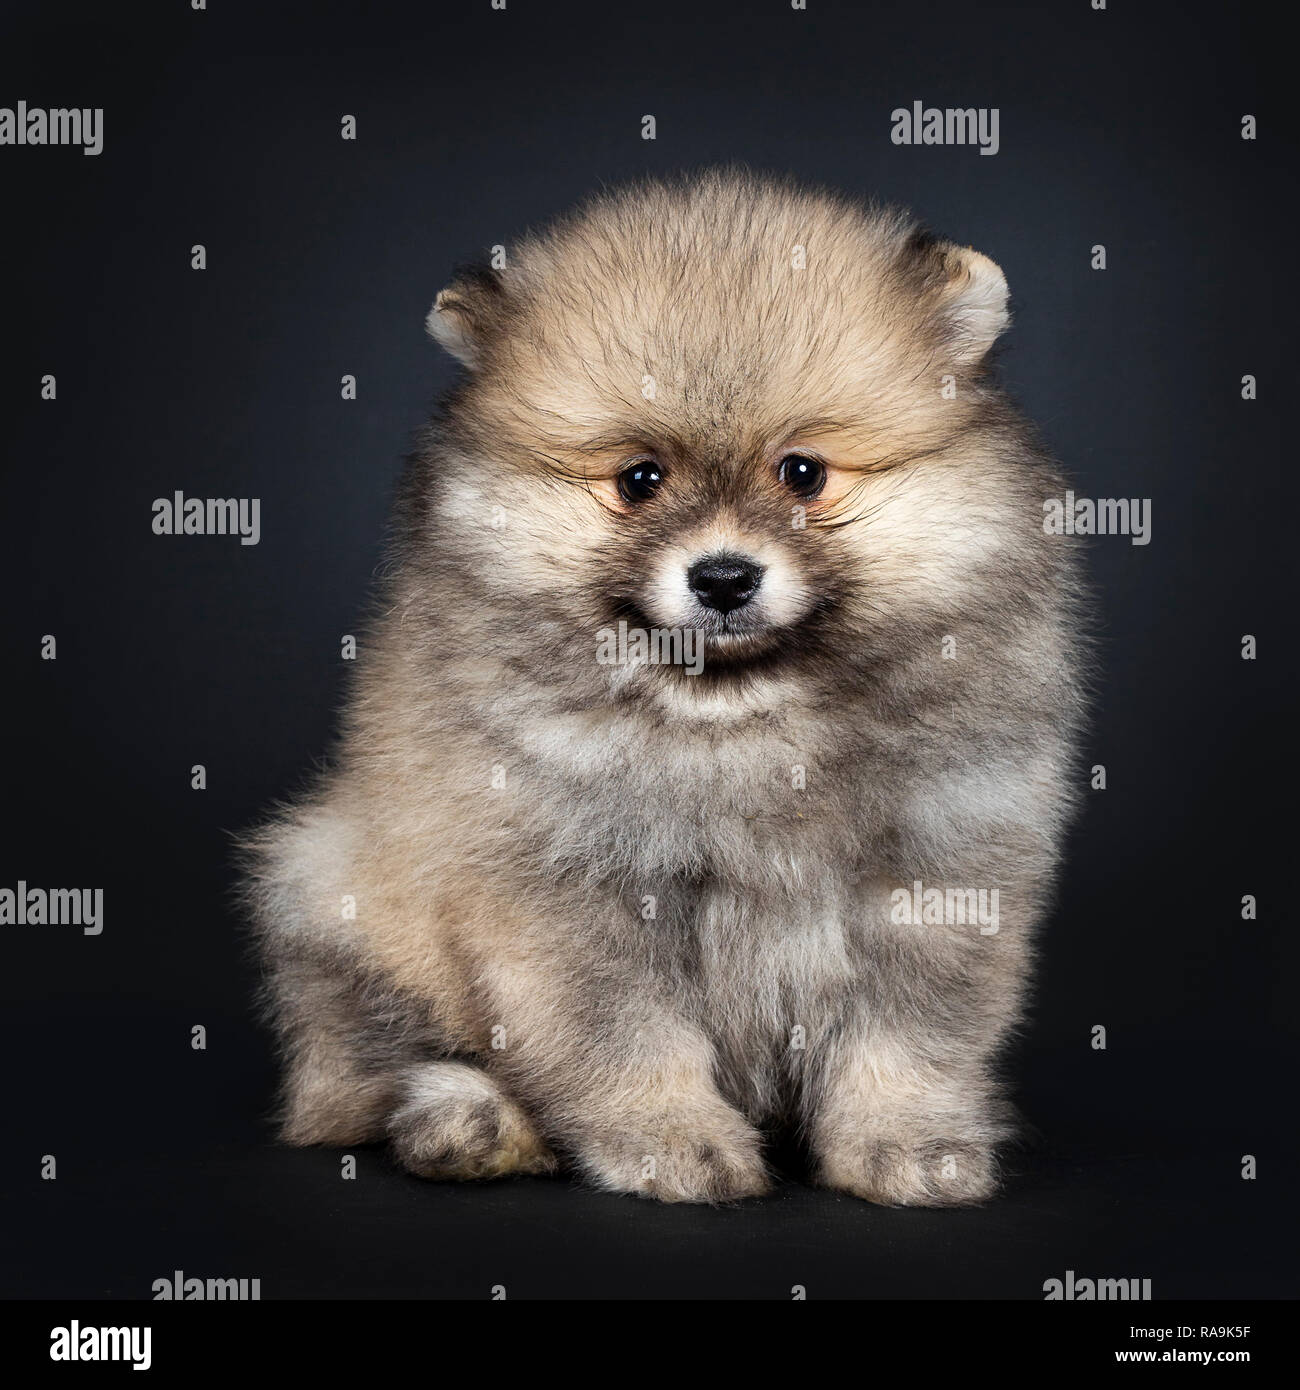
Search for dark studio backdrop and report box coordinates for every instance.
[1,0,1293,1304]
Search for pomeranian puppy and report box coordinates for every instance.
[245,169,1087,1205]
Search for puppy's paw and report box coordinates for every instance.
[576,1110,770,1203]
[388,1062,556,1180]
[818,1134,998,1207]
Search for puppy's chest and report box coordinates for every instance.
[686,881,861,1038]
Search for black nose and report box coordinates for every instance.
[687,554,764,614]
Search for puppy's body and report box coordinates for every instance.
[246,171,1087,1204]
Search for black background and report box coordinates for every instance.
[2,0,1293,1300]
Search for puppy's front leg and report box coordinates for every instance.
[808,1029,1011,1206]
[805,891,1026,1206]
[480,950,768,1203]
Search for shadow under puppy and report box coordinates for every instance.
[244,170,1087,1204]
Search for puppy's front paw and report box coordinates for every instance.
[388,1062,556,1181]
[576,1109,770,1203]
[818,1134,998,1207]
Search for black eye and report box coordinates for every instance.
[778,453,826,498]
[617,459,664,503]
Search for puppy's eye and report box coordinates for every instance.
[617,459,664,504]
[778,453,827,498]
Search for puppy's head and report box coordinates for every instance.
[423,171,1027,694]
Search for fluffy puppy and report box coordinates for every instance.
[244,169,1087,1205]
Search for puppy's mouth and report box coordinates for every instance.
[692,607,780,651]
[608,598,804,675]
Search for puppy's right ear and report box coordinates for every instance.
[904,229,1010,366]
[425,264,506,368]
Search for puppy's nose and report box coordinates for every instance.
[687,554,764,614]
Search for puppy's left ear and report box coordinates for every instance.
[425,263,507,368]
[933,243,1010,364]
